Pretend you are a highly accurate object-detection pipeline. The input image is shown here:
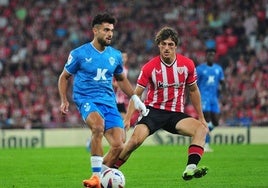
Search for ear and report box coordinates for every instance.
[92,26,98,34]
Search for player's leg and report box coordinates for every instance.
[103,127,125,167]
[83,111,105,188]
[176,117,209,180]
[204,112,220,152]
[205,100,221,152]
[113,124,150,168]
[203,111,213,152]
[102,106,126,168]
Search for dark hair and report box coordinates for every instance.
[92,13,116,28]
[155,27,179,46]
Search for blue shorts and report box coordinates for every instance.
[201,97,220,113]
[77,102,124,131]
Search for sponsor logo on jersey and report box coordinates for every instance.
[85,57,92,63]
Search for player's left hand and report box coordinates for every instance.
[131,95,148,116]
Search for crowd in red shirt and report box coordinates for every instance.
[0,0,267,128]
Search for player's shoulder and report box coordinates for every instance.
[106,46,121,54]
[213,63,222,68]
[105,46,123,60]
[70,42,91,55]
[196,62,206,68]
[176,54,193,62]
[142,56,160,69]
[213,63,224,70]
[176,54,195,69]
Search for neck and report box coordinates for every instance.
[207,62,213,66]
[161,57,176,65]
[161,56,176,65]
[91,39,105,51]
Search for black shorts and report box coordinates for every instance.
[137,106,190,135]
[117,103,126,113]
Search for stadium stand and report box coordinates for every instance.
[0,0,267,128]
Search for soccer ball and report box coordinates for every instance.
[101,168,125,188]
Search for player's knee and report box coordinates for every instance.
[112,143,124,154]
[91,125,105,137]
[198,123,209,136]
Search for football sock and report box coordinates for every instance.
[113,158,126,169]
[205,134,210,144]
[207,121,214,131]
[186,144,204,166]
[206,122,214,144]
[91,156,103,177]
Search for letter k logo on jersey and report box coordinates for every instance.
[93,68,108,80]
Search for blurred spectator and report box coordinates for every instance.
[0,0,267,128]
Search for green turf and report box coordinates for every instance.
[1,145,267,188]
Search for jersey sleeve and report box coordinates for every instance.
[137,63,151,88]
[186,59,197,85]
[113,51,124,75]
[64,51,80,74]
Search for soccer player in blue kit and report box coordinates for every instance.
[58,13,146,188]
[196,48,225,152]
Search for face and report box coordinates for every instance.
[158,38,177,64]
[206,51,215,64]
[94,23,114,47]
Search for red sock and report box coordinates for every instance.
[113,158,126,169]
[187,145,204,165]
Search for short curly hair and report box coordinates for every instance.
[155,27,179,46]
[92,13,116,28]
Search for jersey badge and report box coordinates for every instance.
[109,57,115,66]
[83,103,91,112]
[177,66,186,74]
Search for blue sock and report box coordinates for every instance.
[206,122,214,144]
[208,122,214,131]
[205,134,210,144]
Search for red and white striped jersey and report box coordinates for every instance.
[137,54,197,112]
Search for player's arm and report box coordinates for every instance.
[219,80,226,94]
[124,86,145,130]
[58,69,72,115]
[115,73,147,116]
[188,82,207,126]
[114,73,134,98]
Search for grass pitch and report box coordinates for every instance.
[1,145,267,188]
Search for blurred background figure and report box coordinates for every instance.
[196,48,225,152]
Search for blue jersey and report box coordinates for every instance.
[64,42,123,108]
[196,63,224,113]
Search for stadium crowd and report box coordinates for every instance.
[0,0,267,129]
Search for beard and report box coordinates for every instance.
[98,37,111,47]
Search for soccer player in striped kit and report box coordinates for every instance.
[114,26,209,181]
